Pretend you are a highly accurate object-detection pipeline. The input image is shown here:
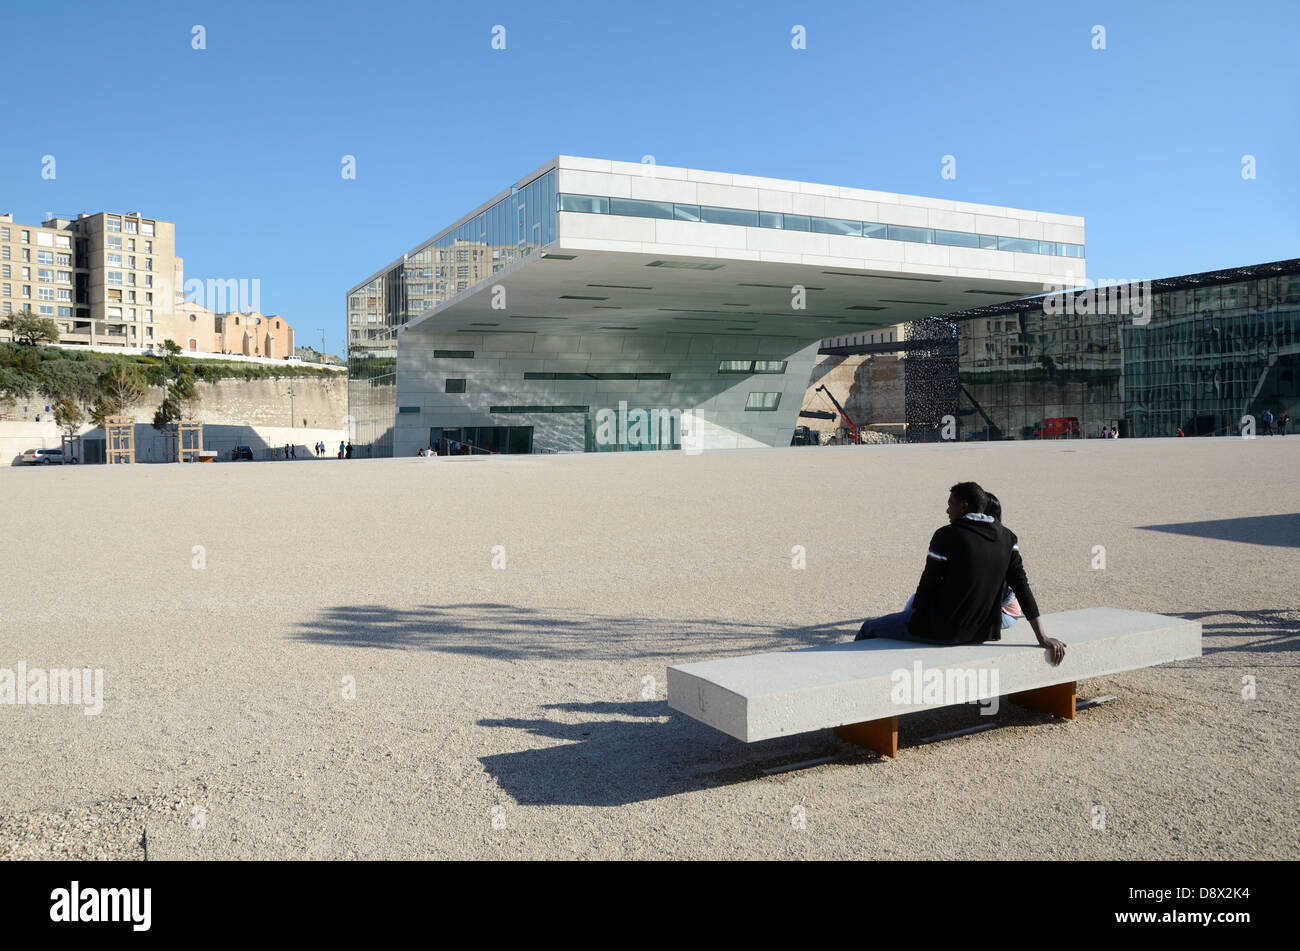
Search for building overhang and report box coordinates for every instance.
[401,245,1068,342]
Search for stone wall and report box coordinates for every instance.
[3,373,347,431]
[800,353,906,439]
[1,373,349,465]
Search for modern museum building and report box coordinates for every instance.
[345,156,1087,455]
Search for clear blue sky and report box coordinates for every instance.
[3,0,1296,357]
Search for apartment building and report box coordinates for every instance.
[0,210,177,348]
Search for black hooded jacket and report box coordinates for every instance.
[906,513,1041,645]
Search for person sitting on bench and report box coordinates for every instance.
[855,481,1066,665]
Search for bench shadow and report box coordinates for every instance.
[478,700,1069,807]
[1169,608,1299,662]
[477,709,858,806]
[1137,514,1300,548]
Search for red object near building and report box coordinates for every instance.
[1033,417,1080,439]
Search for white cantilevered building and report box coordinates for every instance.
[345,156,1085,455]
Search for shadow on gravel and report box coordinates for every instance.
[291,602,859,661]
[476,708,848,806]
[477,700,1061,806]
[1170,608,1299,661]
[1137,513,1300,548]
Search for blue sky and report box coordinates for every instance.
[3,0,1296,357]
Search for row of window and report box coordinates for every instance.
[106,272,154,287]
[106,254,154,270]
[556,194,1085,258]
[527,370,671,381]
[718,360,788,374]
[422,387,784,411]
[105,236,154,253]
[2,284,70,299]
[6,249,74,266]
[104,217,155,236]
[0,228,74,249]
[2,266,71,282]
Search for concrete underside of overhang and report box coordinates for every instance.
[403,247,1047,340]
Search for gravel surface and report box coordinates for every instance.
[1,437,1296,860]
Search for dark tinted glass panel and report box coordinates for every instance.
[559,194,607,214]
[812,217,862,236]
[935,230,979,248]
[700,206,760,227]
[888,225,934,244]
[609,198,675,219]
[997,236,1039,253]
[782,214,811,232]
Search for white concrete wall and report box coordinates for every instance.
[0,421,61,467]
[1,420,347,465]
[394,329,821,455]
[554,156,1085,287]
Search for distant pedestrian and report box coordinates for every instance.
[1101,427,1109,439]
[1280,411,1290,435]
[1262,409,1274,435]
[346,442,353,459]
[339,440,345,457]
[290,444,296,459]
[284,443,290,458]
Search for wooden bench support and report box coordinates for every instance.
[834,715,899,758]
[1009,681,1077,720]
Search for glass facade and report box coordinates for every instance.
[558,193,1085,258]
[948,263,1300,440]
[347,169,558,456]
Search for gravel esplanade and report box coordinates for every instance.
[2,437,1296,860]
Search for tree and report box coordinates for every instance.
[90,362,147,426]
[37,358,101,406]
[53,397,84,445]
[152,370,201,431]
[0,343,41,403]
[1,308,60,346]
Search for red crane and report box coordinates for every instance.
[814,384,862,442]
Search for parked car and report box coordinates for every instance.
[285,354,303,362]
[19,448,74,465]
[230,445,254,461]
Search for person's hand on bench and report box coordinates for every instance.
[1027,616,1066,665]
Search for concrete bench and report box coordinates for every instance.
[667,608,1201,758]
